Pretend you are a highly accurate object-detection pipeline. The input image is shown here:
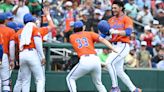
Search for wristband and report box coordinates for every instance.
[46,15,51,21]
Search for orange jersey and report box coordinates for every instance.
[13,26,41,50]
[108,15,133,43]
[0,25,15,54]
[70,31,99,57]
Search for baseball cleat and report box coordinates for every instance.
[110,86,121,92]
[133,88,142,92]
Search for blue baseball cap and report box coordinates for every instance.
[0,13,7,21]
[74,21,84,28]
[5,12,14,19]
[23,13,36,24]
[6,21,19,31]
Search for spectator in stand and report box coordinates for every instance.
[151,20,160,35]
[156,48,164,69]
[80,10,92,31]
[130,31,140,52]
[140,25,154,56]
[137,41,152,68]
[12,0,30,24]
[0,0,14,13]
[57,1,77,42]
[160,27,164,47]
[152,43,162,57]
[98,48,111,65]
[151,20,162,41]
[79,0,94,19]
[125,47,138,68]
[152,44,163,67]
[98,48,112,71]
[64,21,74,42]
[102,7,112,21]
[156,9,164,25]
[124,0,139,19]
[135,0,151,10]
[28,0,42,16]
[136,4,154,25]
[91,9,101,33]
[94,1,104,19]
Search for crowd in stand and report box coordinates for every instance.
[0,0,164,70]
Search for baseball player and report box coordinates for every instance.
[10,7,55,92]
[66,20,117,92]
[0,29,4,92]
[9,13,45,92]
[98,1,142,92]
[0,13,15,92]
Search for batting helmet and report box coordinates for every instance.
[74,21,84,28]
[23,13,36,24]
[98,20,110,35]
[7,21,19,31]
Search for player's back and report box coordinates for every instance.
[70,31,99,57]
[14,26,40,50]
[0,26,15,54]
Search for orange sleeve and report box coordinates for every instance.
[0,33,3,44]
[124,16,133,29]
[90,32,99,42]
[40,27,49,37]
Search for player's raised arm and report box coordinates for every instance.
[42,7,55,31]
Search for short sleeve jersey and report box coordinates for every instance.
[108,15,133,43]
[0,25,15,54]
[69,31,99,57]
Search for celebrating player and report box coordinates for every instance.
[66,20,117,92]
[0,13,15,92]
[98,1,142,92]
[9,13,45,92]
[10,7,55,92]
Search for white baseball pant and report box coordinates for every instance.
[18,49,44,92]
[106,42,136,91]
[66,54,107,92]
[0,54,10,91]
[13,66,45,92]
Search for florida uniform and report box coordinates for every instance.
[66,21,107,92]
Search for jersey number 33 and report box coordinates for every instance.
[76,37,89,48]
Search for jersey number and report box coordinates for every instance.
[76,37,89,48]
